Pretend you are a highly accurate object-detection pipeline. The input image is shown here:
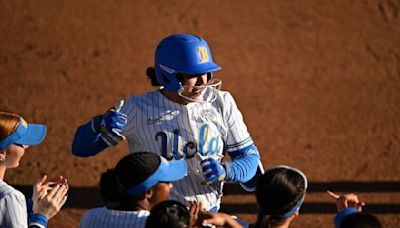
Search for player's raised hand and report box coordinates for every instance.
[90,98,127,145]
[102,98,127,137]
[327,190,365,212]
[197,153,226,184]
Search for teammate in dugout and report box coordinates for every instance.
[80,152,187,228]
[0,111,68,228]
[71,33,264,212]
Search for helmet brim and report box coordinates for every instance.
[177,62,222,75]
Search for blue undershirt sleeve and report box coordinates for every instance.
[222,144,260,183]
[71,116,109,157]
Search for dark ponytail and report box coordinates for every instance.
[99,168,125,203]
[146,66,184,87]
[146,67,160,86]
[340,212,382,228]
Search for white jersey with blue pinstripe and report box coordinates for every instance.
[80,207,149,228]
[0,180,28,228]
[117,88,253,210]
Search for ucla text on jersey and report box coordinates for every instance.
[156,123,223,160]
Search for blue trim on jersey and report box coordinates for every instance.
[227,144,260,159]
[209,206,219,213]
[71,117,109,157]
[223,144,260,182]
[334,208,359,228]
[225,137,252,149]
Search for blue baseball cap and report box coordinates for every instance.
[0,117,47,151]
[125,156,187,196]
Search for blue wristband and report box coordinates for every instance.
[29,213,48,228]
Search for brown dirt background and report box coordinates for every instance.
[1,0,400,227]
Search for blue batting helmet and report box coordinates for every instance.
[155,34,222,92]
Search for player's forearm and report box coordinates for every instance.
[223,152,259,183]
[71,118,108,157]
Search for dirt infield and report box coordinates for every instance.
[1,0,399,227]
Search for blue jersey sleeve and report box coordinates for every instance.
[71,116,109,157]
[222,144,260,183]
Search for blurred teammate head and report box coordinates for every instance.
[254,166,307,228]
[145,200,190,228]
[339,212,381,228]
[100,152,187,211]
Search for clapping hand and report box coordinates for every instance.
[32,175,69,219]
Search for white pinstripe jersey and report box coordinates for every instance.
[80,207,149,228]
[118,89,254,210]
[0,180,28,228]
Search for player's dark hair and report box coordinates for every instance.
[340,212,382,228]
[145,200,190,228]
[146,66,184,87]
[254,167,306,228]
[146,67,161,86]
[99,152,161,203]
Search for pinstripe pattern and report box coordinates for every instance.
[80,207,149,228]
[116,88,253,210]
[0,180,28,228]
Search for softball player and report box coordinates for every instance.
[254,166,308,228]
[80,152,187,228]
[0,111,68,228]
[72,33,263,212]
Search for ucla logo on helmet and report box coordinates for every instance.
[197,46,209,63]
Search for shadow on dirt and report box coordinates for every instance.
[13,181,400,214]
